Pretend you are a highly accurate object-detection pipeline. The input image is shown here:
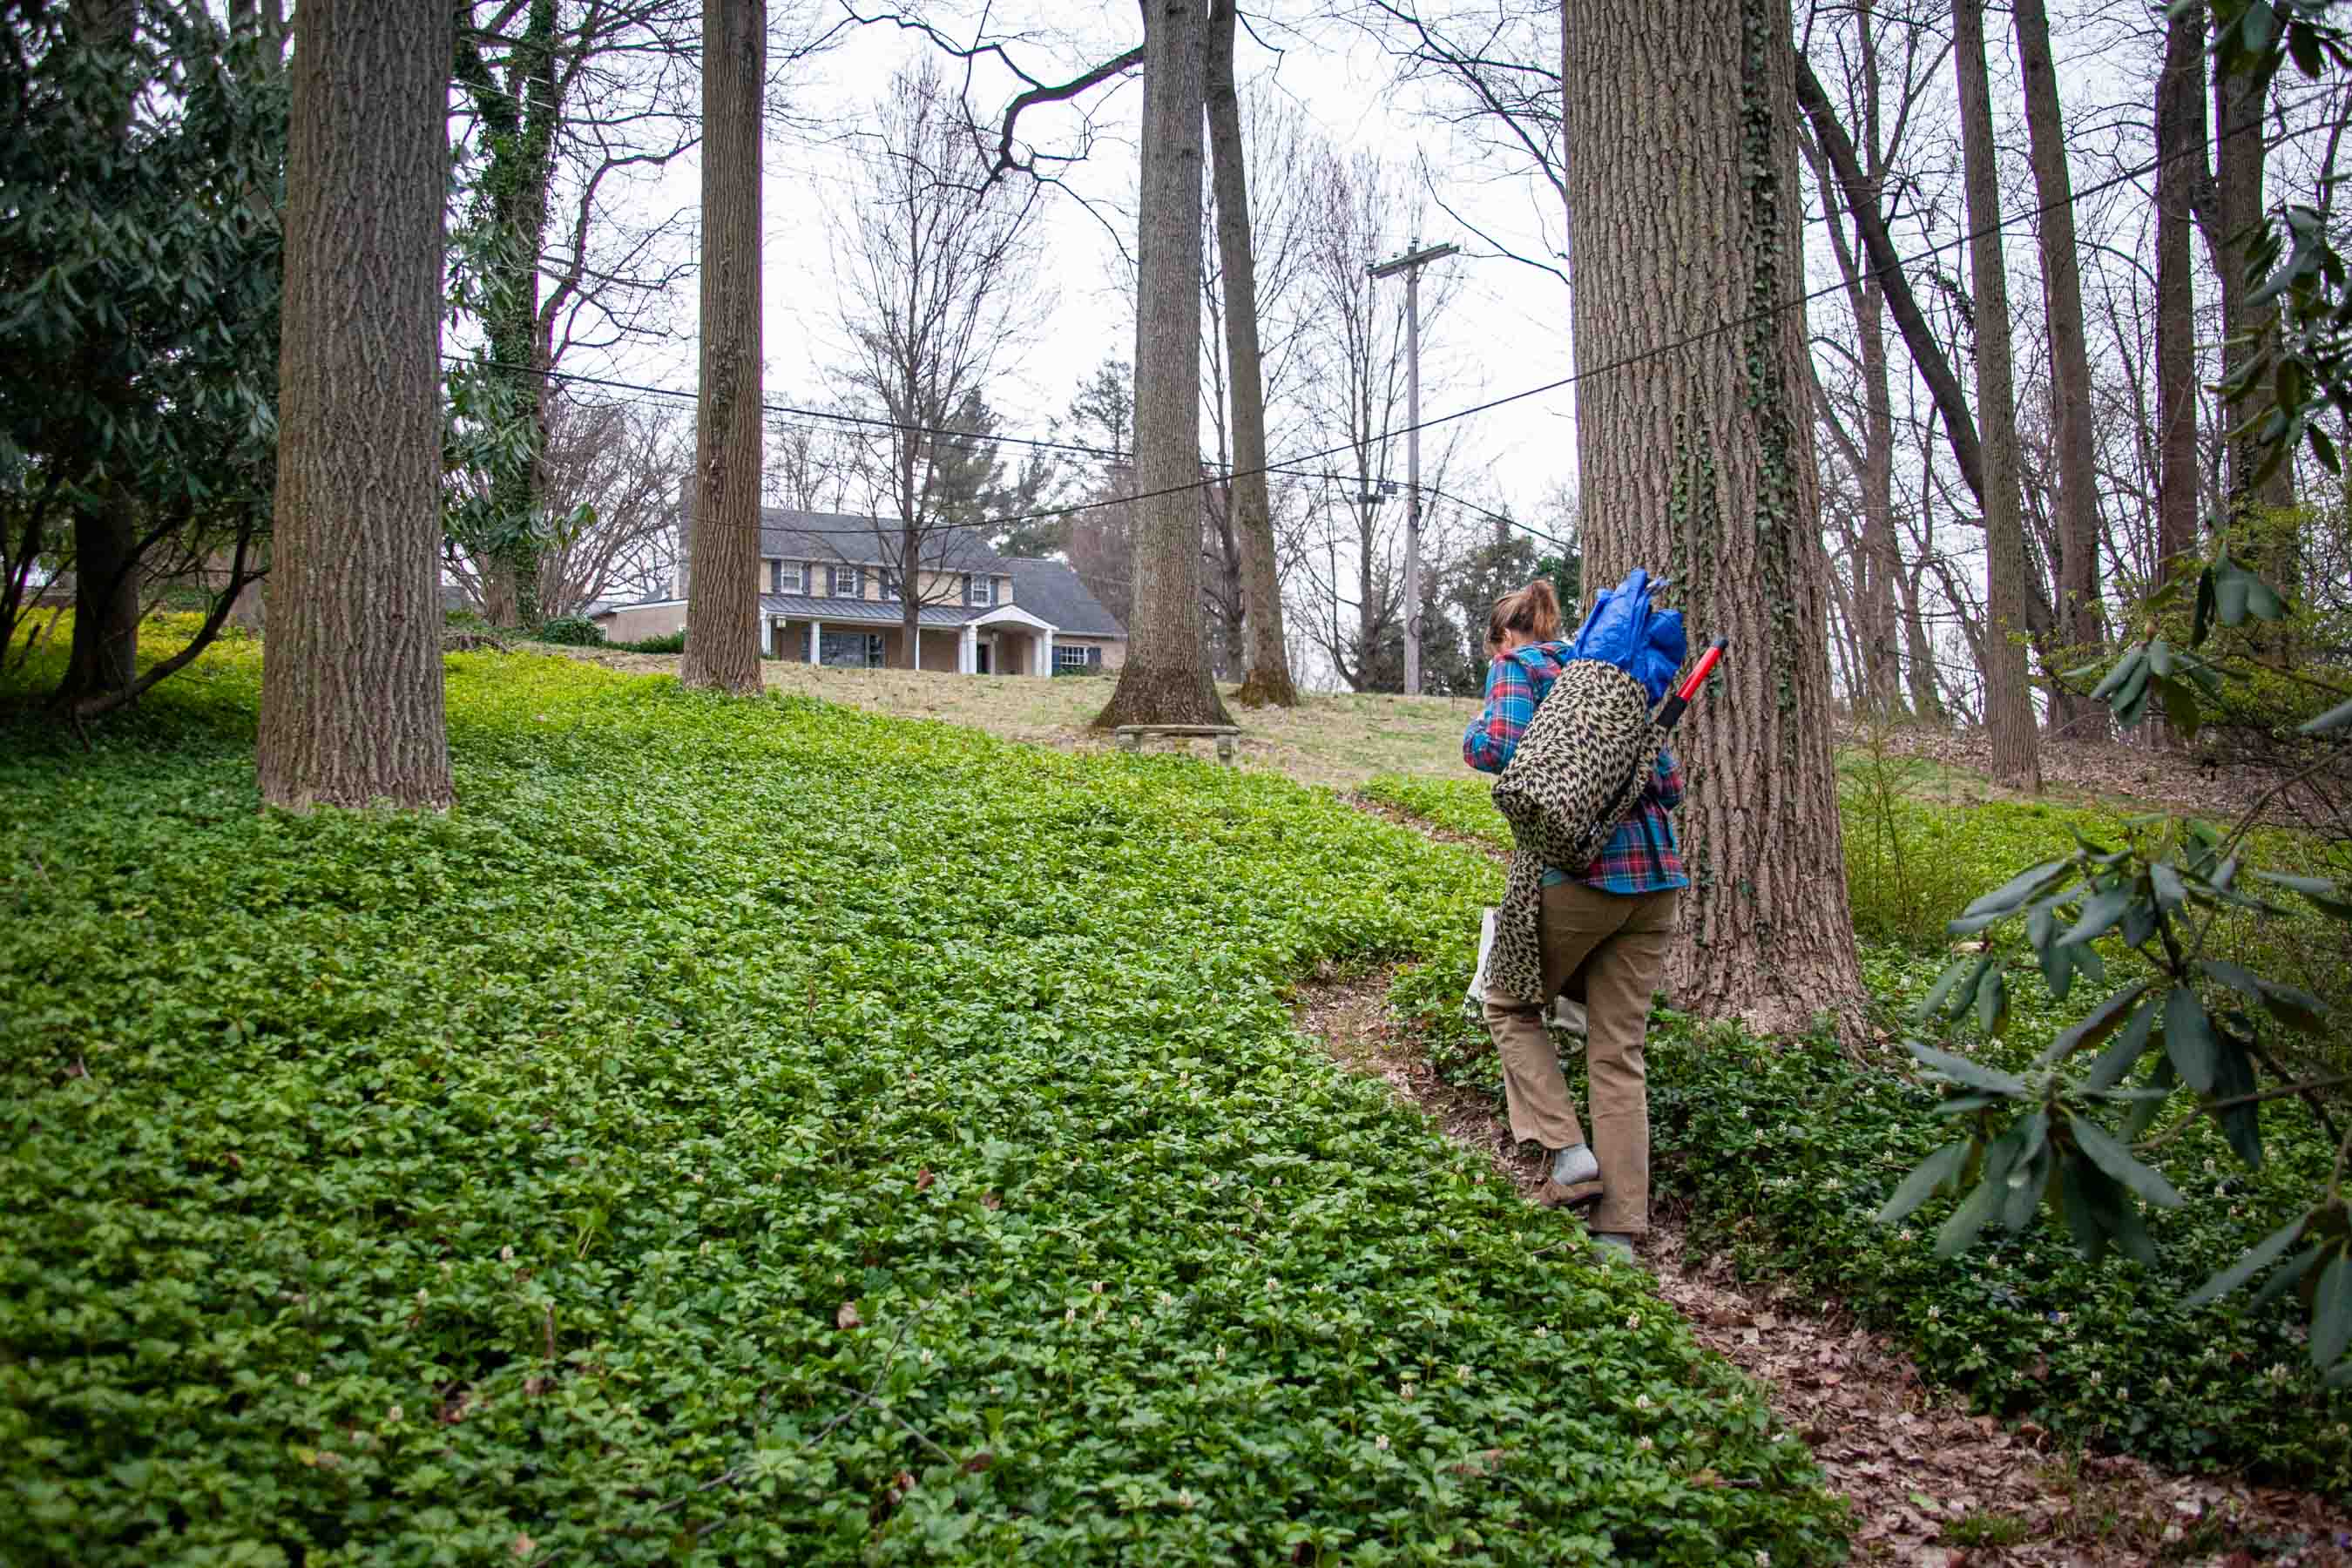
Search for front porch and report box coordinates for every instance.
[761,603,1059,675]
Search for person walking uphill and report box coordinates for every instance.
[1463,578,1688,1266]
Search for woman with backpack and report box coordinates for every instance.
[1463,579,1687,1264]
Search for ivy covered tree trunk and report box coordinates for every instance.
[454,0,560,629]
[2014,0,2106,735]
[256,0,454,809]
[1560,0,1862,1036]
[679,0,763,695]
[1206,0,1295,708]
[1954,0,2041,792]
[1095,0,1230,730]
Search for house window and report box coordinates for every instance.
[965,573,994,607]
[778,561,804,593]
[828,564,862,597]
[818,631,884,668]
[1054,644,1090,672]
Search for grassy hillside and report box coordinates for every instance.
[0,632,1845,1565]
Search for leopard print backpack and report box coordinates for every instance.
[1490,658,1663,872]
[1478,657,1664,1008]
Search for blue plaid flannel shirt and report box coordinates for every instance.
[1463,641,1689,896]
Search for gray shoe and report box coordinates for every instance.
[1590,1232,1638,1265]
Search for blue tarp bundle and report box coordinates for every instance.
[1566,567,1686,706]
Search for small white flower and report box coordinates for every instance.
[1634,1394,1652,1410]
[1625,1314,1642,1331]
[1756,1553,1773,1568]
[1457,1364,1473,1382]
[1534,1325,1548,1338]
[415,1289,429,1306]
[1639,1436,1654,1451]
[2204,1158,2218,1173]
[1897,1229,1914,1243]
[1926,1306,1940,1321]
[1177,1488,1195,1509]
[1215,1344,1226,1362]
[1092,1281,1105,1294]
[386,1404,403,1424]
[1064,1308,1076,1325]
[919,1348,934,1365]
[1769,1432,1786,1443]
[1375,1434,1389,1450]
[294,1371,310,1388]
[1400,1382,1416,1400]
[500,1246,515,1262]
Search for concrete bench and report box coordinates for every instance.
[1113,724,1241,764]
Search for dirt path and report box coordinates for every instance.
[1302,802,2352,1565]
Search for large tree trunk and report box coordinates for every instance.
[2014,0,2107,735]
[1562,0,1863,1036]
[1954,0,2042,793]
[680,0,764,695]
[1095,0,1230,730]
[256,0,455,809]
[2155,5,2206,583]
[1206,0,1296,708]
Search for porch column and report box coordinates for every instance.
[809,619,822,664]
[912,623,921,671]
[960,622,977,675]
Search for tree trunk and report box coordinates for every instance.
[2013,0,2106,735]
[2210,27,2298,591]
[1954,0,2042,793]
[1095,0,1231,730]
[2155,5,2206,585]
[486,0,558,629]
[53,0,143,714]
[1206,0,1296,708]
[1562,0,1863,1036]
[680,0,764,695]
[256,0,455,809]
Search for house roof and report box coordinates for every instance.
[758,592,977,628]
[757,509,1004,573]
[1003,557,1125,638]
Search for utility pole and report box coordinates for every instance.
[1369,238,1456,695]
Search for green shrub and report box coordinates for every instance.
[614,629,686,654]
[0,639,1847,1565]
[534,614,605,646]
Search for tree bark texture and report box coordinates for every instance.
[2155,4,2206,580]
[2210,26,2298,573]
[681,0,765,695]
[1095,0,1231,730]
[1561,0,1862,1036]
[255,0,455,809]
[1206,0,1295,707]
[2013,0,2107,734]
[1954,0,2041,791]
[478,0,558,628]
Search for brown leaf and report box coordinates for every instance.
[982,1192,1002,1210]
[960,1450,994,1474]
[836,1301,862,1330]
[511,1532,537,1558]
[916,1167,936,1192]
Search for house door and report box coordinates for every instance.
[977,642,992,674]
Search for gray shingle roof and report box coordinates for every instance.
[1004,558,1125,638]
[757,592,976,627]
[757,509,1004,573]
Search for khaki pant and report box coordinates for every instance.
[1481,882,1678,1235]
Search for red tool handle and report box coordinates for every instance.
[1653,637,1727,732]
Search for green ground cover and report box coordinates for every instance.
[1368,771,2352,1495]
[0,634,1847,1565]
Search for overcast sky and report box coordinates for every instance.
[592,3,1583,527]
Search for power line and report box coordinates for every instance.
[476,111,2257,550]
